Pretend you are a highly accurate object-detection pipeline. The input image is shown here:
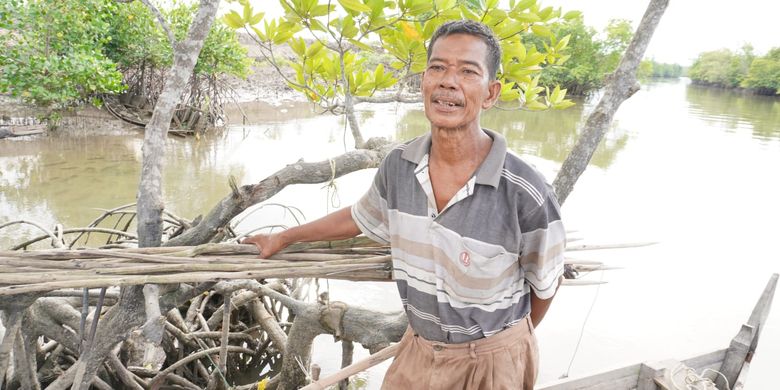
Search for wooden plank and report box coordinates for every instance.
[732,361,751,390]
[537,363,641,390]
[717,273,778,388]
[638,359,679,390]
[681,348,726,370]
[747,274,778,330]
[718,323,753,388]
[10,124,46,133]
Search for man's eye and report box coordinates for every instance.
[429,65,444,71]
[463,69,478,75]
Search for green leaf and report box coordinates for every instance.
[273,30,295,45]
[460,4,480,20]
[390,60,406,70]
[435,0,456,11]
[555,34,570,51]
[499,82,521,101]
[340,15,359,38]
[513,0,535,11]
[249,12,265,25]
[338,0,372,13]
[374,63,385,82]
[251,26,267,41]
[530,24,552,38]
[525,99,548,110]
[306,40,325,58]
[563,10,581,20]
[311,4,334,17]
[486,9,507,23]
[549,85,562,103]
[552,99,575,109]
[512,12,540,23]
[310,19,327,32]
[348,39,373,51]
[506,40,526,61]
[222,11,244,29]
[408,0,433,15]
[289,37,306,57]
[242,2,252,22]
[537,6,553,21]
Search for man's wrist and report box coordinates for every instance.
[277,229,293,248]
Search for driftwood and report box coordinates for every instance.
[163,139,394,247]
[0,235,623,389]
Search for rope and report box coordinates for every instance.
[560,270,604,379]
[322,158,341,213]
[670,363,730,390]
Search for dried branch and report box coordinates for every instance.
[139,0,177,49]
[0,220,64,249]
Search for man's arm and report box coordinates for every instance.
[529,275,563,328]
[242,206,361,258]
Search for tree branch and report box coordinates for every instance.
[164,142,392,247]
[139,0,177,48]
[552,0,669,204]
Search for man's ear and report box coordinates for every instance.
[482,79,502,109]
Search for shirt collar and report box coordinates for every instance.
[401,128,507,189]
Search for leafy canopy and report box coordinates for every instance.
[526,17,635,96]
[223,0,581,110]
[0,0,250,108]
[0,0,125,108]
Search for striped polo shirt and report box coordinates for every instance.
[351,129,565,343]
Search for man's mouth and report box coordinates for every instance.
[432,98,463,108]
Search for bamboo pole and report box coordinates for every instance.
[299,343,400,390]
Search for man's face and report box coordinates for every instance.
[422,33,501,132]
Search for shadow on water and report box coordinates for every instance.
[685,84,780,143]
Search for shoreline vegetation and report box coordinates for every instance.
[4,1,778,389]
[2,0,776,136]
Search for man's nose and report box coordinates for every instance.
[438,68,457,89]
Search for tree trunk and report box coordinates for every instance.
[137,0,220,247]
[552,0,669,205]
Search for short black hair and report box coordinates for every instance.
[427,20,502,80]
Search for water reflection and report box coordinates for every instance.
[0,133,243,248]
[686,83,780,143]
[395,98,628,169]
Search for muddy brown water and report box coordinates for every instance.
[1,79,779,388]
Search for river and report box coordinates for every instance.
[1,78,779,388]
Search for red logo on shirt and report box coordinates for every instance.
[460,251,471,267]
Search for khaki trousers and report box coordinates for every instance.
[381,316,539,390]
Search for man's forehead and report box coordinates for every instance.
[429,34,489,67]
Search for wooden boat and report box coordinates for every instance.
[0,124,45,138]
[302,274,778,390]
[538,273,778,390]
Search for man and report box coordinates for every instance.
[244,20,565,390]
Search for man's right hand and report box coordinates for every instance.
[242,233,288,259]
[240,206,362,259]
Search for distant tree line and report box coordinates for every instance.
[523,17,635,96]
[688,45,780,95]
[524,17,683,96]
[643,60,683,78]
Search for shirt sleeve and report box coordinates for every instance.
[519,191,566,300]
[351,159,391,244]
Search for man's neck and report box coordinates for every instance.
[430,125,492,167]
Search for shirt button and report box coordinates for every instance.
[433,345,444,351]
[431,213,436,218]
